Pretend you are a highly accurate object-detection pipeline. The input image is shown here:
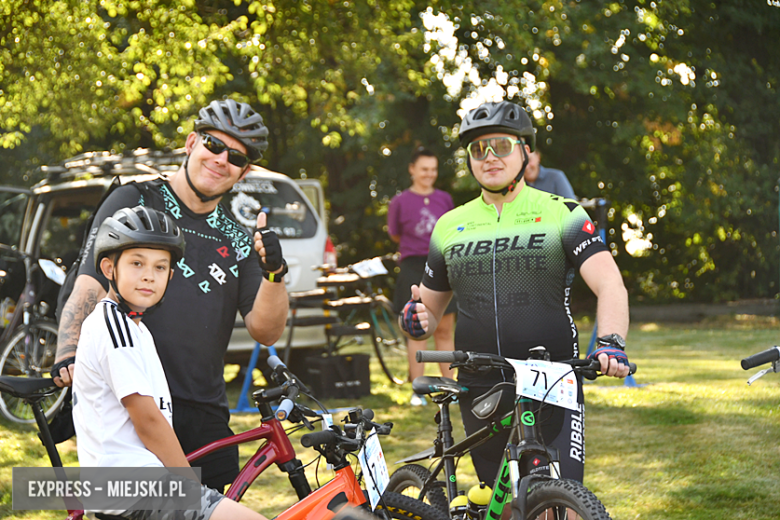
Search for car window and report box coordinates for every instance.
[296,180,326,223]
[0,189,30,249]
[37,188,104,264]
[225,178,318,239]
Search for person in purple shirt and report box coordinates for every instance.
[388,147,457,406]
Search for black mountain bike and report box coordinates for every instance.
[312,254,407,384]
[388,348,637,520]
[0,253,66,423]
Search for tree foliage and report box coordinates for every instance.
[1,0,778,303]
[421,0,780,302]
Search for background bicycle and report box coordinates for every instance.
[0,252,66,423]
[278,254,407,386]
[741,346,779,385]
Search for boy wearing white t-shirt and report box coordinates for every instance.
[73,206,266,520]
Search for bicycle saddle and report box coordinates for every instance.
[412,376,467,396]
[471,382,516,421]
[0,376,59,399]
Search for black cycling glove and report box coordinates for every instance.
[586,346,629,367]
[401,299,426,338]
[255,227,284,273]
[50,356,75,380]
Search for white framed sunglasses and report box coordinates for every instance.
[467,137,523,161]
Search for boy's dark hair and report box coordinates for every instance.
[410,146,437,165]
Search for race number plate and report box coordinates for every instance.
[507,359,579,411]
[357,428,390,510]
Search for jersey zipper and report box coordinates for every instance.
[492,206,504,374]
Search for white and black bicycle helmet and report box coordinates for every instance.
[95,206,185,317]
[458,101,536,196]
[194,99,269,163]
[95,206,186,269]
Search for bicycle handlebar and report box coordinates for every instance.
[267,355,285,371]
[300,429,339,448]
[417,350,468,363]
[741,346,780,370]
[418,350,637,376]
[300,408,391,450]
[275,385,299,421]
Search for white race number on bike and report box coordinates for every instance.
[352,257,388,278]
[358,428,390,510]
[507,359,579,411]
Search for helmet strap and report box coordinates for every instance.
[183,155,229,203]
[468,142,530,196]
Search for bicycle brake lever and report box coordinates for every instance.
[297,404,319,417]
[581,369,599,381]
[300,412,315,430]
[376,422,393,435]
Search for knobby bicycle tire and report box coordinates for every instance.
[373,491,450,520]
[525,479,612,520]
[370,297,408,385]
[386,464,449,513]
[0,319,67,424]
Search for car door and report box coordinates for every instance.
[0,187,32,322]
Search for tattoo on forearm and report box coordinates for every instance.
[55,288,100,360]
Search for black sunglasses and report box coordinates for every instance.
[199,133,251,168]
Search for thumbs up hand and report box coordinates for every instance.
[254,211,284,273]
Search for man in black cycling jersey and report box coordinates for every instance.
[400,100,630,487]
[53,99,290,492]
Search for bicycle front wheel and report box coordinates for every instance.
[370,296,408,385]
[0,319,67,424]
[374,491,450,520]
[525,479,612,520]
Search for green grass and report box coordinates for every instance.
[2,316,780,519]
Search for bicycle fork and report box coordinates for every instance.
[485,399,561,520]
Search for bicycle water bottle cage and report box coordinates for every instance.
[471,382,516,421]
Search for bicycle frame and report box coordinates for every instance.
[188,422,367,520]
[186,415,308,501]
[0,255,37,347]
[414,396,563,519]
[276,465,366,520]
[184,395,370,520]
[409,400,513,503]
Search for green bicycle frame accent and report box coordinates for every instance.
[485,456,513,520]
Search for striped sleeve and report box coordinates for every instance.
[103,303,135,349]
[94,302,155,401]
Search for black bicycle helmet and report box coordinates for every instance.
[194,99,269,163]
[458,101,536,151]
[458,101,536,195]
[95,206,186,269]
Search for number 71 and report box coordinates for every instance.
[531,369,548,389]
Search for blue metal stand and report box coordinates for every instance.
[229,342,361,414]
[231,343,277,413]
[584,200,639,388]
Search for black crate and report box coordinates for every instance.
[305,354,371,400]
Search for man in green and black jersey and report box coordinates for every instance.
[400,101,630,486]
